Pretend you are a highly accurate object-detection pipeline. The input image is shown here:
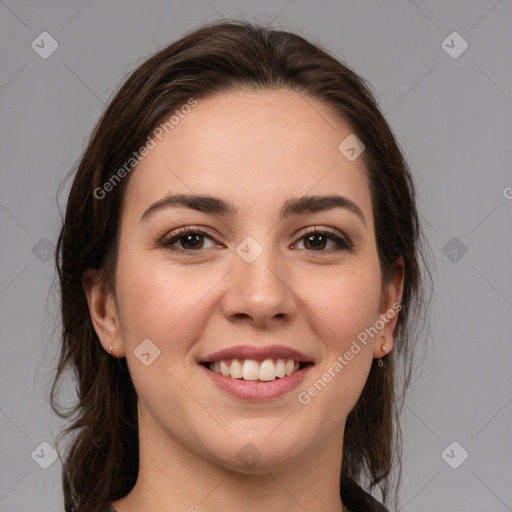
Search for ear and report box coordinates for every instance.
[372,256,404,359]
[82,268,125,358]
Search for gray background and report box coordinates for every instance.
[1,1,511,511]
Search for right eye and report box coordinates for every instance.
[159,228,220,253]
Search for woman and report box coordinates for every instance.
[50,20,429,512]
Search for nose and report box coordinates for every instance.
[221,242,297,328]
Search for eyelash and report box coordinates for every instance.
[157,226,352,254]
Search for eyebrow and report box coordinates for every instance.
[140,193,366,227]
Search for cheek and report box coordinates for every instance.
[305,262,382,345]
[298,263,382,412]
[113,251,219,418]
[114,249,216,349]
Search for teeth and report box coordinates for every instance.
[207,358,303,381]
[242,360,260,381]
[229,358,243,378]
[276,359,286,377]
[259,359,276,381]
[220,360,230,377]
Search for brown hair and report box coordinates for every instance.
[50,19,431,512]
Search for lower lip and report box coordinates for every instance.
[199,364,313,401]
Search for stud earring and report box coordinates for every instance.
[377,342,389,367]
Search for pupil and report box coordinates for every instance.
[306,234,325,250]
[183,234,202,249]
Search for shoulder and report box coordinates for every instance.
[340,475,390,512]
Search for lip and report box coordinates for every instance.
[199,362,313,401]
[197,344,314,364]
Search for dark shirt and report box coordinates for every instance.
[98,476,389,512]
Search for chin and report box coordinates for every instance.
[205,431,309,474]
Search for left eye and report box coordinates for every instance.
[293,230,350,251]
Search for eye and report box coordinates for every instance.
[293,228,352,252]
[158,228,219,252]
[157,227,352,254]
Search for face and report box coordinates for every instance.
[85,89,402,474]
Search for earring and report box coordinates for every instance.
[108,344,113,356]
[377,343,388,367]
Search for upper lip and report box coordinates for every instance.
[197,345,314,364]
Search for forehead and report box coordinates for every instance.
[122,89,373,226]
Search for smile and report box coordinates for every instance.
[203,358,310,382]
[199,359,314,401]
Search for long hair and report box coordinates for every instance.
[49,19,431,512]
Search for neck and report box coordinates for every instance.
[112,405,346,512]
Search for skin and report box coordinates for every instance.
[84,89,403,512]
